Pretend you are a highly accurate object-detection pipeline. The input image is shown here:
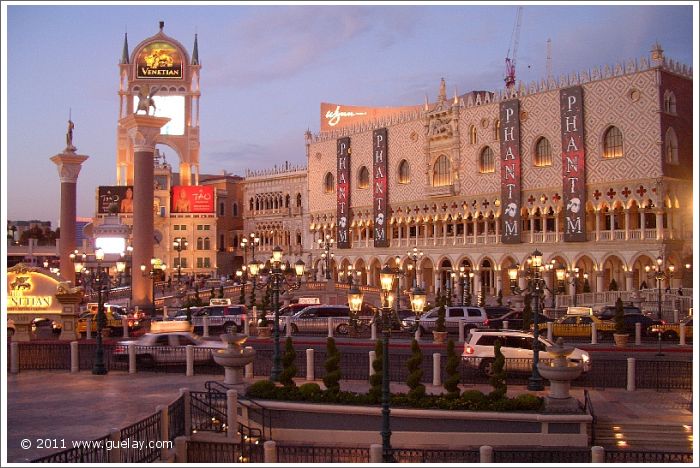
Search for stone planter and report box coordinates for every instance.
[613,333,629,348]
[257,326,272,338]
[433,330,448,344]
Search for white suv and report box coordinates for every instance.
[462,329,591,376]
[402,306,488,334]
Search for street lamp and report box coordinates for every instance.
[507,249,547,391]
[564,267,589,306]
[173,237,188,284]
[406,247,424,288]
[249,246,305,381]
[141,258,165,315]
[379,264,397,462]
[92,248,108,375]
[645,256,675,320]
[318,234,335,280]
[69,249,86,287]
[116,255,126,287]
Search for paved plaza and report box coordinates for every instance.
[6,369,694,462]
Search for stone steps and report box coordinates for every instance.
[594,422,693,451]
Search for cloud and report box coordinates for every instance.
[206,6,419,87]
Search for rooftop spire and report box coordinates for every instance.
[159,21,165,32]
[192,33,200,65]
[121,32,130,64]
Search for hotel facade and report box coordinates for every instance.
[304,44,693,303]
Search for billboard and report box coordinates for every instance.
[321,103,421,132]
[560,86,587,242]
[136,41,183,79]
[499,100,522,244]
[373,128,389,248]
[171,185,215,213]
[336,137,351,249]
[98,186,134,214]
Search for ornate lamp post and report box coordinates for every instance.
[318,234,335,280]
[406,247,424,288]
[645,256,675,320]
[92,248,108,375]
[563,267,588,306]
[69,249,86,287]
[116,256,126,287]
[141,258,165,315]
[508,249,546,391]
[173,237,188,285]
[379,265,397,462]
[249,246,305,381]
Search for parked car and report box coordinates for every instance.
[482,310,554,330]
[612,313,664,337]
[402,306,488,335]
[535,314,614,338]
[77,309,140,338]
[594,304,643,320]
[649,316,693,340]
[462,329,591,376]
[174,304,248,333]
[31,318,62,339]
[483,306,513,319]
[114,327,225,366]
[288,305,373,335]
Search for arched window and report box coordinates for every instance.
[534,137,552,167]
[432,155,452,187]
[196,237,203,250]
[324,172,334,193]
[479,147,495,173]
[203,237,211,250]
[494,120,501,141]
[249,198,254,211]
[665,127,679,164]
[664,91,677,114]
[296,193,302,207]
[285,194,290,208]
[469,125,477,144]
[233,203,238,217]
[358,166,370,189]
[398,159,410,184]
[219,202,225,216]
[603,126,623,159]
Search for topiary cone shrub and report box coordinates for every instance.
[444,339,460,399]
[613,296,626,335]
[323,337,341,395]
[489,339,507,400]
[435,294,446,332]
[279,337,297,387]
[406,339,425,400]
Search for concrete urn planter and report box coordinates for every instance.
[212,333,256,385]
[433,330,448,344]
[613,333,629,348]
[537,337,584,413]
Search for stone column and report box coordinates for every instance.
[625,271,634,292]
[119,115,170,312]
[55,290,84,341]
[595,273,604,293]
[50,150,89,285]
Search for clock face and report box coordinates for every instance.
[132,95,185,135]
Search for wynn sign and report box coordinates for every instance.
[373,128,389,247]
[560,87,587,242]
[499,100,522,244]
[336,137,351,248]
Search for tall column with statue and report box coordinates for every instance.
[50,120,88,286]
[120,110,170,313]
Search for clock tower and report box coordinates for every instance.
[116,21,201,186]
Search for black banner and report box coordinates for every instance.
[98,186,133,214]
[336,137,351,248]
[373,128,389,247]
[499,100,522,244]
[560,87,587,242]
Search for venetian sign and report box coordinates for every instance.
[7,267,59,312]
[136,41,183,79]
[336,137,351,249]
[373,128,389,248]
[560,86,587,241]
[499,99,522,244]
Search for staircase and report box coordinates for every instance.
[594,422,693,452]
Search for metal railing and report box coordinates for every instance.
[392,448,479,463]
[168,394,186,443]
[190,391,227,433]
[277,445,370,463]
[583,389,596,445]
[186,440,264,463]
[119,411,161,463]
[604,450,693,464]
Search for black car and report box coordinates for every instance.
[482,310,554,330]
[483,306,513,319]
[595,305,642,320]
[620,313,663,337]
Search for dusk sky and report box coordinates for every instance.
[3,2,696,228]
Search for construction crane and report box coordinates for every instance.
[504,6,523,89]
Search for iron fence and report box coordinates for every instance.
[31,435,111,463]
[119,411,162,463]
[168,394,186,443]
[17,342,70,370]
[392,448,479,463]
[605,450,693,464]
[276,445,370,463]
[190,391,227,433]
[186,440,264,463]
[636,360,693,391]
[493,447,591,463]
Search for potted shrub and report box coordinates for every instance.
[613,297,628,348]
[433,294,448,344]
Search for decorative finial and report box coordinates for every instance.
[121,31,130,64]
[651,41,664,63]
[159,21,165,32]
[192,33,200,65]
[438,77,446,102]
[453,87,458,105]
[424,94,429,111]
